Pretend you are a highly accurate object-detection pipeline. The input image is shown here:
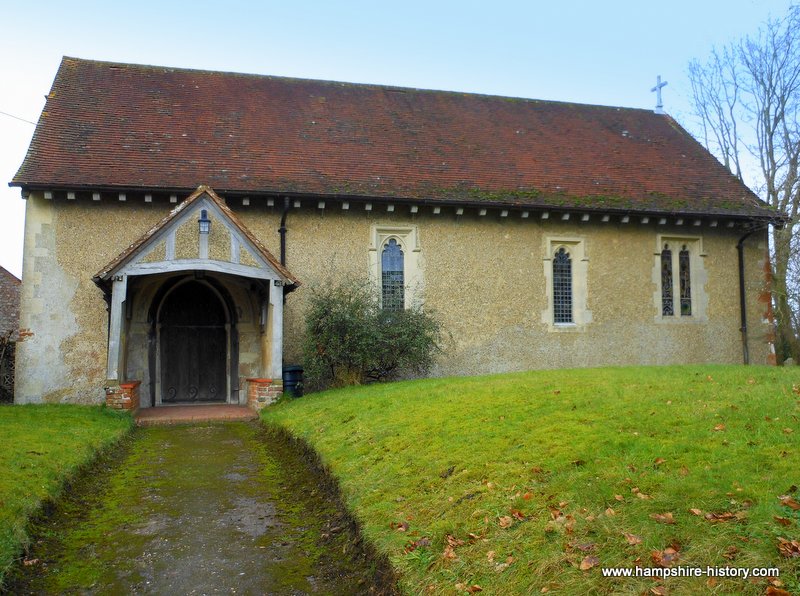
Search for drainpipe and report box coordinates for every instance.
[737,230,756,365]
[278,197,290,266]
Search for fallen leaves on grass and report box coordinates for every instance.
[721,545,739,560]
[779,495,800,510]
[545,508,576,534]
[704,511,747,523]
[623,532,643,545]
[404,536,431,553]
[568,541,596,552]
[767,578,791,595]
[713,423,726,432]
[777,537,800,558]
[493,555,514,573]
[390,521,409,531]
[689,508,703,516]
[510,508,526,521]
[440,535,465,561]
[579,555,600,570]
[498,515,514,528]
[651,547,680,567]
[650,512,676,524]
[773,516,793,527]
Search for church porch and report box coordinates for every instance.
[93,187,299,413]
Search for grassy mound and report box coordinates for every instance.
[0,405,132,585]
[263,366,800,594]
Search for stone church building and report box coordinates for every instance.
[10,57,780,409]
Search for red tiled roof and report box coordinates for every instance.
[11,57,776,220]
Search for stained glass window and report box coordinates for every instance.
[553,248,573,324]
[661,245,674,316]
[381,238,404,310]
[679,246,692,316]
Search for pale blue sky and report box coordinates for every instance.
[0,0,793,277]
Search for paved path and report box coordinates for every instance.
[13,422,390,594]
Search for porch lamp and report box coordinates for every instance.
[198,209,211,234]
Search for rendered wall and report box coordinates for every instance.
[240,204,772,374]
[14,192,773,404]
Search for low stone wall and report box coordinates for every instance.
[246,378,283,410]
[105,381,141,411]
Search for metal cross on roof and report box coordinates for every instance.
[651,75,668,114]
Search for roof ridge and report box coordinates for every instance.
[58,56,653,113]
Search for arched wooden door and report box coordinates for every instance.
[159,281,227,403]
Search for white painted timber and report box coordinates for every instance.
[106,275,127,380]
[269,284,284,380]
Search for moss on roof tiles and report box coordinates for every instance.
[9,57,780,222]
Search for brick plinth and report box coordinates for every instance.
[246,378,283,410]
[105,380,141,411]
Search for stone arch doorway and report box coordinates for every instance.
[156,279,231,404]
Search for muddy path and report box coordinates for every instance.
[8,422,395,595]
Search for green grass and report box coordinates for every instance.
[0,404,132,586]
[263,366,800,594]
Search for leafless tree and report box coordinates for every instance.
[688,5,800,360]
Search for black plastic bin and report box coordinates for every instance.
[282,365,304,398]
